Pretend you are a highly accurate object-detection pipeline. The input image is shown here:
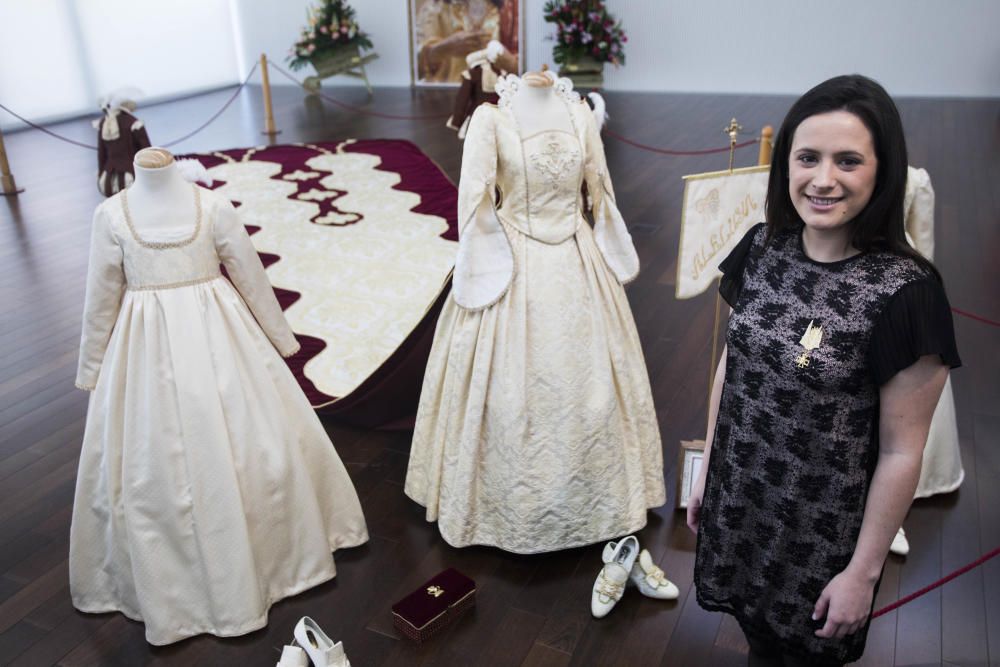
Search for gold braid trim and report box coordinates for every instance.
[127,274,221,292]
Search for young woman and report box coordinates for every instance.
[686,75,960,666]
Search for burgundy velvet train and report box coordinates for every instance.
[181,140,458,429]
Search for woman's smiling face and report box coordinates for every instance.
[788,110,878,232]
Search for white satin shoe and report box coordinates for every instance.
[602,542,679,600]
[890,527,910,556]
[293,617,350,667]
[592,535,639,618]
[276,645,309,667]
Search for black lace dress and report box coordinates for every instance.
[694,223,960,664]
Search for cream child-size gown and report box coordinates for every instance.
[71,184,368,645]
[405,76,665,554]
[905,167,963,497]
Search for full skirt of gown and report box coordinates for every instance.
[404,221,665,553]
[70,277,368,645]
[915,376,963,498]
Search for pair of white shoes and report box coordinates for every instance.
[890,527,910,556]
[591,535,680,618]
[275,617,351,667]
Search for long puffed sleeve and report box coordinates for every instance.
[904,166,935,261]
[452,105,514,310]
[213,198,300,357]
[76,206,125,390]
[582,102,639,284]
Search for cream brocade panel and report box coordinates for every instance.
[206,154,458,399]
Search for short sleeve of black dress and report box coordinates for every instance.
[868,278,962,385]
[719,223,765,308]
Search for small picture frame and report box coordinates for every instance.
[677,440,706,509]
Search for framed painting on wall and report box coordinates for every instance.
[408,0,522,85]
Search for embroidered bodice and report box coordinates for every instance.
[77,186,300,389]
[490,75,585,243]
[113,185,221,290]
[452,74,640,310]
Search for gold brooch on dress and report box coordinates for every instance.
[796,320,823,368]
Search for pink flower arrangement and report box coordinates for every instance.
[288,0,372,70]
[543,0,627,66]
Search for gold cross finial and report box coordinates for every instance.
[724,118,743,172]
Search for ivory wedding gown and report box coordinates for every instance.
[71,184,368,645]
[405,76,665,553]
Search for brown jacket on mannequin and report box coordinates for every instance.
[95,107,151,196]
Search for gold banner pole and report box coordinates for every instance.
[0,126,24,196]
[758,125,774,166]
[679,118,773,509]
[706,121,770,434]
[260,54,281,137]
[725,118,743,174]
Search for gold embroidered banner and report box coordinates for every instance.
[676,165,769,299]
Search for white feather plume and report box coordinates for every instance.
[588,92,608,130]
[486,40,506,63]
[97,86,144,111]
[174,159,213,187]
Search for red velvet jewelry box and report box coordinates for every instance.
[391,568,476,642]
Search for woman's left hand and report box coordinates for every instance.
[812,568,875,639]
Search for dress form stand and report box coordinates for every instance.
[509,68,574,136]
[127,147,197,236]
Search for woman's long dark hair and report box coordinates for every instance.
[765,74,940,280]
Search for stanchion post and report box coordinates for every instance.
[260,54,280,137]
[758,125,773,166]
[724,117,743,174]
[0,126,24,196]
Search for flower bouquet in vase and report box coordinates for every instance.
[287,0,378,94]
[543,0,627,88]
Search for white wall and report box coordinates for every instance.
[585,0,1000,97]
[234,0,1000,97]
[0,0,240,131]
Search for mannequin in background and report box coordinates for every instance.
[406,68,665,553]
[447,40,511,139]
[94,95,150,196]
[71,147,368,645]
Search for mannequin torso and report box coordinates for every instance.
[508,78,574,137]
[125,148,198,239]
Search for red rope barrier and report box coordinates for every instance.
[1,56,761,160]
[951,307,1000,328]
[0,103,99,150]
[0,62,259,151]
[872,544,1000,618]
[603,127,757,156]
[268,58,762,155]
[162,62,259,147]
